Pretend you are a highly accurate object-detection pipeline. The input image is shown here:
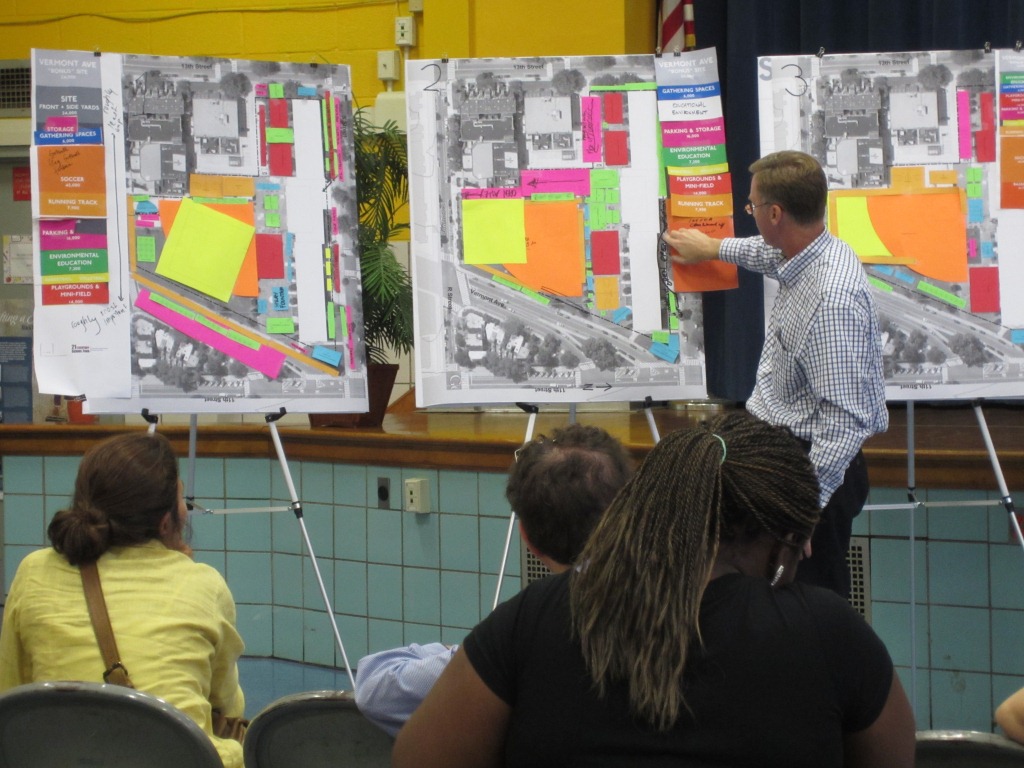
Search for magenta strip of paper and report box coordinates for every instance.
[661,118,726,148]
[345,304,356,368]
[136,289,286,378]
[957,90,972,160]
[38,233,107,251]
[581,96,603,162]
[461,187,525,200]
[520,169,591,196]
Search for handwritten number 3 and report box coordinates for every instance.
[782,63,808,97]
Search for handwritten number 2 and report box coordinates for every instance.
[421,63,442,92]
[782,63,808,97]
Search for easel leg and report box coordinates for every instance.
[265,410,356,690]
[973,400,1024,551]
[642,396,662,444]
[493,404,539,610]
[907,401,918,716]
[185,414,198,508]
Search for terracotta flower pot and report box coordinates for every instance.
[308,363,399,428]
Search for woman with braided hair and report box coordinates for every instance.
[394,411,914,768]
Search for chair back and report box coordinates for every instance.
[0,680,222,768]
[243,690,393,768]
[917,729,1024,766]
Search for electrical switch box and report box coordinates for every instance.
[395,16,416,47]
[377,50,400,81]
[404,478,429,514]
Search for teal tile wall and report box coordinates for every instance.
[3,452,1023,734]
[862,485,1024,732]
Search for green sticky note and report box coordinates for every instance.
[264,195,279,210]
[966,182,983,198]
[265,127,295,144]
[155,198,255,303]
[266,212,281,228]
[590,169,620,188]
[269,83,285,98]
[266,316,296,334]
[967,167,984,183]
[137,235,156,263]
[651,330,670,344]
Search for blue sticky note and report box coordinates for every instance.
[650,334,681,363]
[968,199,984,223]
[272,286,288,311]
[312,345,343,367]
[257,298,268,314]
[981,241,995,259]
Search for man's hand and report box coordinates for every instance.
[662,227,722,264]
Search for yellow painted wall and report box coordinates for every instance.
[0,0,655,107]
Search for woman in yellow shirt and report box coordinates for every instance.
[0,432,246,768]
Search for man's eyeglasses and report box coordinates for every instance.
[744,201,772,216]
[514,434,552,463]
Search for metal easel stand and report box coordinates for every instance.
[862,398,1022,717]
[491,398,663,610]
[142,408,356,691]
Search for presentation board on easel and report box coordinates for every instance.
[406,49,741,408]
[29,49,369,415]
[758,47,1024,401]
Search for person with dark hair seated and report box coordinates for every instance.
[0,432,246,768]
[355,424,633,736]
[393,411,915,768]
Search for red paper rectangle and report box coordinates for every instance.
[269,99,289,128]
[981,91,995,131]
[603,92,623,124]
[975,128,996,163]
[41,282,109,305]
[258,104,267,168]
[603,131,628,166]
[590,230,620,275]
[269,143,293,176]
[969,265,1000,313]
[255,233,285,279]
[12,166,30,201]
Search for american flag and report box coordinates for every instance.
[658,0,695,53]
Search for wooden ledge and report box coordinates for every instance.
[2,402,1023,490]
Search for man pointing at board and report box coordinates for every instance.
[664,150,887,599]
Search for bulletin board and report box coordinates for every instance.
[405,50,734,408]
[759,48,1024,401]
[30,50,368,414]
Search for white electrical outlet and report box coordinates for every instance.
[377,50,400,81]
[404,477,429,513]
[395,16,416,47]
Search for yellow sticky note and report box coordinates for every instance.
[461,198,527,264]
[156,198,255,302]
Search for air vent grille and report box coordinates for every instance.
[847,536,872,621]
[0,63,31,116]
[525,535,873,622]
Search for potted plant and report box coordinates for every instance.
[311,109,413,427]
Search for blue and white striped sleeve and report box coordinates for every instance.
[354,643,458,737]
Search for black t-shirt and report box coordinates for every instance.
[463,571,893,768]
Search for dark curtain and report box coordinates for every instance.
[692,0,1024,401]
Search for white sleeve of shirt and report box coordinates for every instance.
[354,642,458,737]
